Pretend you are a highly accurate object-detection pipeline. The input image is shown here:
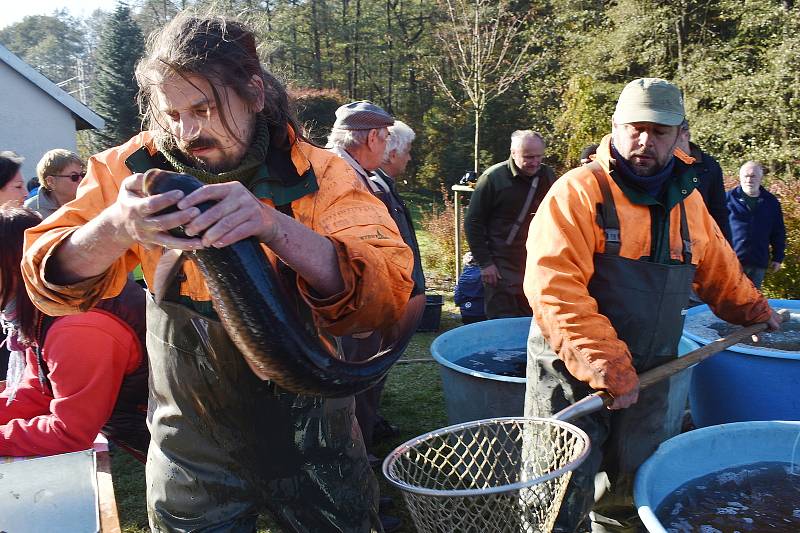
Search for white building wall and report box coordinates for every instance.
[0,60,79,185]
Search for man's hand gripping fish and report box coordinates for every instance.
[144,169,423,398]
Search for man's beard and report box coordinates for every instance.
[627,150,660,177]
[173,116,256,174]
[177,136,240,174]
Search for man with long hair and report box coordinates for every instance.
[22,13,412,532]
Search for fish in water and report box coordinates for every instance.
[143,168,423,398]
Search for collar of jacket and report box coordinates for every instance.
[732,185,764,201]
[125,130,319,206]
[689,142,705,163]
[328,146,384,195]
[30,187,60,211]
[505,156,546,179]
[594,134,698,210]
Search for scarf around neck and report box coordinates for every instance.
[611,143,675,199]
[156,113,271,187]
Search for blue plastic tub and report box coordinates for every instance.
[683,299,800,427]
[431,317,699,426]
[634,420,800,532]
[431,318,529,424]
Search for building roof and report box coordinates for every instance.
[0,43,105,131]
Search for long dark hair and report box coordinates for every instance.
[0,151,24,189]
[0,206,42,343]
[135,12,304,152]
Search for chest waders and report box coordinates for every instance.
[124,148,381,533]
[523,166,695,533]
[146,297,381,532]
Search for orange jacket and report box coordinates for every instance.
[524,135,771,397]
[22,132,414,336]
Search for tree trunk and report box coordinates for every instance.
[353,0,362,98]
[311,0,323,87]
[474,107,480,173]
[386,0,394,112]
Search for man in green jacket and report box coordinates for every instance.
[464,130,556,318]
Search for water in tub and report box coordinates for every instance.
[684,311,800,352]
[655,462,800,532]
[453,348,527,377]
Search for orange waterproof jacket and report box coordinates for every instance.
[22,132,414,337]
[524,135,771,397]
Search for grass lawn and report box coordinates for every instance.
[112,297,465,533]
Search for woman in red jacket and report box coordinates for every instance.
[0,206,148,459]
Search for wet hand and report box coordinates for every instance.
[177,181,279,248]
[112,173,203,251]
[481,264,502,287]
[753,307,784,342]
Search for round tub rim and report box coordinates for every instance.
[430,318,530,384]
[683,299,800,360]
[634,420,800,533]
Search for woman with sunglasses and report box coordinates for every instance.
[0,151,27,207]
[24,149,85,219]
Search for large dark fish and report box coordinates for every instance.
[143,169,424,397]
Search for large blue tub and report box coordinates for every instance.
[683,299,800,427]
[634,421,800,532]
[431,317,699,426]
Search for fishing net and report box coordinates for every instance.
[382,417,590,533]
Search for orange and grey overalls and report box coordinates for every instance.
[126,149,382,533]
[524,165,696,533]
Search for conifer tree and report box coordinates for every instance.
[90,4,145,153]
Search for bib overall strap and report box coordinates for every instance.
[678,200,692,264]
[588,163,621,255]
[504,175,541,245]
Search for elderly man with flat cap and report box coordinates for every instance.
[327,102,425,533]
[522,78,781,532]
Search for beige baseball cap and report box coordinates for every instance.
[614,78,685,126]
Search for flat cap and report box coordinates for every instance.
[614,78,685,126]
[333,101,394,131]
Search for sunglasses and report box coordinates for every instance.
[51,172,86,183]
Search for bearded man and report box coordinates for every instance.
[22,13,413,533]
[523,78,780,532]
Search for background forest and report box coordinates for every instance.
[1,0,799,295]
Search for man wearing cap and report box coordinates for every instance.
[676,120,732,242]
[327,103,424,533]
[522,78,780,532]
[328,101,395,185]
[464,130,556,319]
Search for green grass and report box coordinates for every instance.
[113,301,464,533]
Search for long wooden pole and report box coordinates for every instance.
[553,309,791,422]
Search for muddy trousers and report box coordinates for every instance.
[145,298,382,533]
[524,322,675,533]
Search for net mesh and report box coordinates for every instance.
[383,417,589,533]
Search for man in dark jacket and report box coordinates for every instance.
[727,161,786,288]
[464,130,556,319]
[678,121,732,242]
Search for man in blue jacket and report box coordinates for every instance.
[726,161,786,288]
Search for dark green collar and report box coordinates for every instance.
[506,156,521,177]
[124,144,319,207]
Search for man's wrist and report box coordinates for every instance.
[100,204,136,250]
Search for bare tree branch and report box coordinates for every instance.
[428,0,534,170]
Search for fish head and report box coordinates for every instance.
[143,168,204,197]
[142,169,217,238]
